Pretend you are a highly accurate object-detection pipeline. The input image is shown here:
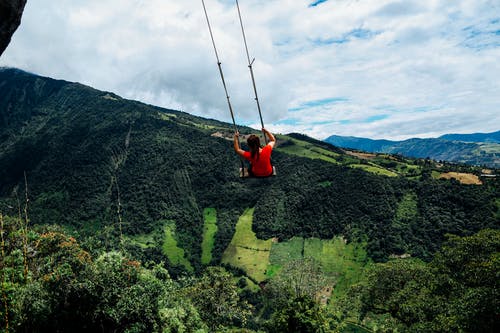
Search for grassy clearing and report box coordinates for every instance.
[439,172,482,185]
[345,151,377,159]
[350,164,398,177]
[268,236,369,298]
[163,224,193,272]
[326,240,369,298]
[222,208,273,282]
[201,208,218,265]
[187,120,220,130]
[277,138,340,164]
[431,170,442,179]
[305,238,362,270]
[158,112,177,120]
[310,147,341,158]
[267,236,304,277]
[305,237,369,298]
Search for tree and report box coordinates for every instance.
[431,229,500,332]
[268,295,328,333]
[264,258,330,331]
[264,258,327,311]
[9,227,207,333]
[355,229,500,332]
[186,266,252,331]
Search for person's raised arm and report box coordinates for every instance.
[234,132,245,157]
[262,128,276,148]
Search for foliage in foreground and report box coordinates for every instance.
[1,211,499,332]
[350,229,500,332]
[0,221,208,332]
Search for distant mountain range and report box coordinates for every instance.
[439,132,500,143]
[325,131,500,168]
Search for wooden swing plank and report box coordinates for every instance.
[239,166,276,178]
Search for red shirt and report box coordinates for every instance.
[243,144,273,177]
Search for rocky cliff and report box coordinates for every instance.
[0,0,27,55]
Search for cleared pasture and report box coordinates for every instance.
[201,208,218,265]
[163,224,193,272]
[439,172,482,185]
[222,208,272,282]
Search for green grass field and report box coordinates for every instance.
[277,138,340,164]
[201,208,218,265]
[221,209,370,299]
[163,224,193,272]
[267,236,304,277]
[268,236,369,298]
[222,208,273,282]
[350,164,398,177]
[158,112,177,120]
[431,170,442,179]
[304,237,368,296]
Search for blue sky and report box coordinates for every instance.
[1,0,499,140]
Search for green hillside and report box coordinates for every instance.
[0,68,498,267]
[1,68,499,332]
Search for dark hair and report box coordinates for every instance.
[247,134,260,160]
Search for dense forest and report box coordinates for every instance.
[1,68,499,332]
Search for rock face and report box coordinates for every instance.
[0,0,27,56]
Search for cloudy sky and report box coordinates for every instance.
[1,0,499,140]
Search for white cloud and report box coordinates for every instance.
[1,0,499,140]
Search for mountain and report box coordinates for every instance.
[439,131,500,143]
[0,67,498,270]
[325,133,500,168]
[323,135,395,152]
[1,67,499,332]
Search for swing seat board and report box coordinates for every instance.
[239,166,276,178]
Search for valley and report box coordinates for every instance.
[0,68,498,332]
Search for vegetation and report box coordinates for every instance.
[162,223,193,272]
[222,208,273,282]
[201,208,217,265]
[351,229,500,332]
[1,68,497,266]
[0,68,498,332]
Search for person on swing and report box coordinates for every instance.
[234,128,276,177]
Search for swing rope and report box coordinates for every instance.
[201,0,247,175]
[235,0,267,144]
[201,0,238,133]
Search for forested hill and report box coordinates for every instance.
[0,67,498,269]
[325,132,500,168]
